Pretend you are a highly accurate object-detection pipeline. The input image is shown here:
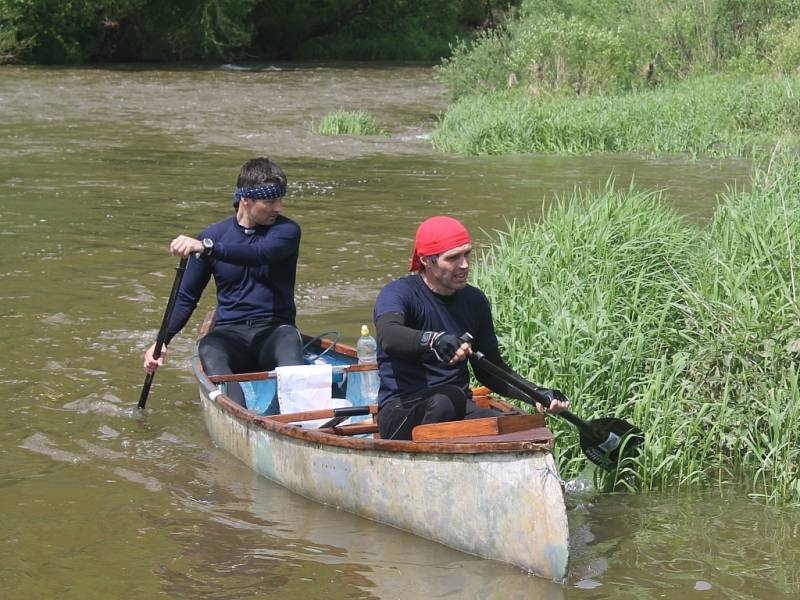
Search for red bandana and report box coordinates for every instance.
[409,216,471,271]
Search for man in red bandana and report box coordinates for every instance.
[373,216,569,440]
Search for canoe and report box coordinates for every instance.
[192,313,570,581]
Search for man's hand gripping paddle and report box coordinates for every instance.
[465,335,643,471]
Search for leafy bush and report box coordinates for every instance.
[436,30,512,100]
[0,0,257,63]
[504,13,640,95]
[292,0,473,60]
[762,19,800,74]
[436,0,800,100]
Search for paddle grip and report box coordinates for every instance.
[332,405,372,417]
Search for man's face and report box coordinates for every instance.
[423,243,472,294]
[247,197,283,226]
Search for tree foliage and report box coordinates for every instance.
[0,0,497,63]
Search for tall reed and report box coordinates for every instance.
[685,150,800,502]
[473,151,800,503]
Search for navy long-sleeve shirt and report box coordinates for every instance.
[373,273,531,407]
[165,215,301,344]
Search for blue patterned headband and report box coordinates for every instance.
[233,182,287,208]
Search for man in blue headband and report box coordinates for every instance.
[143,157,304,408]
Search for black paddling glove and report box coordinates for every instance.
[430,332,462,364]
[534,386,568,406]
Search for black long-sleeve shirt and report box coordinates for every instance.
[372,273,534,406]
[165,215,300,344]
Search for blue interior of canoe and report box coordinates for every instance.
[238,346,373,416]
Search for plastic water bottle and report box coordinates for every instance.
[356,324,379,401]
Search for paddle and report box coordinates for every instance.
[469,349,643,471]
[138,257,189,409]
[319,405,373,429]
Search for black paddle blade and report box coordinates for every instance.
[578,417,644,471]
[467,349,645,471]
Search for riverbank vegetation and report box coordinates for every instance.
[315,109,386,136]
[434,0,800,157]
[474,150,800,504]
[433,74,800,157]
[0,0,503,64]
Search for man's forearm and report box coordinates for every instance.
[375,311,425,358]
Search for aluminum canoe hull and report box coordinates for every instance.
[197,375,570,580]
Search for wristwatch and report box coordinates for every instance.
[419,330,435,349]
[202,237,214,256]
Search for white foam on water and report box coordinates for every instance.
[19,432,87,464]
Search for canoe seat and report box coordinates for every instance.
[411,414,548,443]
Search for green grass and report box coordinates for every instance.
[473,150,800,503]
[432,74,800,157]
[314,109,388,137]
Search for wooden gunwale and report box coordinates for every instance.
[207,361,376,384]
[195,311,555,455]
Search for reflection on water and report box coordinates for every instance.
[170,449,567,600]
[568,492,800,599]
[1,64,796,599]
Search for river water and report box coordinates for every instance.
[1,63,797,599]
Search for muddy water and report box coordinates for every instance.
[2,63,796,599]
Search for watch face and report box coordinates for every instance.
[420,331,433,346]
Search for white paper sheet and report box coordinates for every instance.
[276,364,350,428]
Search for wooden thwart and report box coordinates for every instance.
[411,413,545,442]
[267,404,378,424]
[320,422,380,436]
